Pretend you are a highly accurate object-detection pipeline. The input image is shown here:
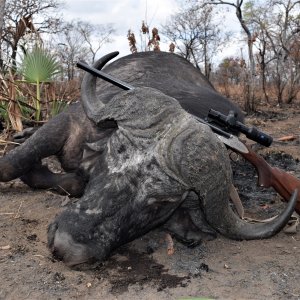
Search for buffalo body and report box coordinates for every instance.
[0,52,296,267]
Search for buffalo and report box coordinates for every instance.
[0,52,296,267]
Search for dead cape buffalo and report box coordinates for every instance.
[0,51,297,267]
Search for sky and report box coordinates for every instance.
[62,0,244,64]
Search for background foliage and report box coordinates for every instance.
[0,0,299,132]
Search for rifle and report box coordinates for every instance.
[77,61,300,214]
[208,109,300,215]
[237,145,300,215]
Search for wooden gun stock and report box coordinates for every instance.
[233,145,300,215]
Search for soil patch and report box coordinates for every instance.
[0,104,300,299]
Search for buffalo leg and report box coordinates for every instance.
[0,113,75,182]
[21,164,86,197]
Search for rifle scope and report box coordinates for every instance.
[208,109,273,147]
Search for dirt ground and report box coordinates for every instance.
[0,103,300,300]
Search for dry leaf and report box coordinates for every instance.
[165,233,174,255]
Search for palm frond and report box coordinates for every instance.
[18,46,61,121]
[20,47,61,83]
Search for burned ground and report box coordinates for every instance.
[0,104,300,300]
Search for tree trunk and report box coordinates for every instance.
[261,64,269,104]
[0,0,5,39]
[0,0,6,68]
[235,4,256,112]
[209,1,257,112]
[258,40,269,103]
[245,41,256,112]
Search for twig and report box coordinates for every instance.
[0,139,20,145]
[56,185,71,197]
[0,245,11,250]
[277,135,297,142]
[14,200,23,219]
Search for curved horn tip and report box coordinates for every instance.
[290,188,298,207]
[111,51,120,56]
[210,187,299,241]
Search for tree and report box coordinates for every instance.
[203,0,257,112]
[52,20,115,80]
[51,21,90,81]
[242,1,272,103]
[268,0,300,103]
[1,0,62,68]
[76,21,115,64]
[214,56,246,97]
[243,0,300,104]
[162,2,224,78]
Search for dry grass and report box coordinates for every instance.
[215,83,300,110]
[0,75,80,132]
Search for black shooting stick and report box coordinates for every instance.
[77,61,135,91]
[76,61,238,140]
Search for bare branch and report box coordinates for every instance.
[208,1,237,8]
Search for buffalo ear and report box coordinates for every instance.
[80,52,119,123]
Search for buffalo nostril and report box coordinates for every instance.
[48,229,92,267]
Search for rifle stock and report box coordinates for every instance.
[232,144,300,215]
